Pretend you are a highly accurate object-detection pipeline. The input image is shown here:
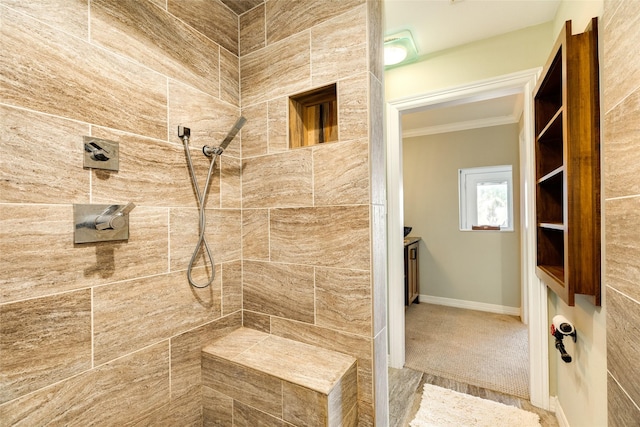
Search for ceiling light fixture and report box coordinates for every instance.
[384,30,418,68]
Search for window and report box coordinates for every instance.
[459,165,513,231]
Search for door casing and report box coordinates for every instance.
[385,68,550,410]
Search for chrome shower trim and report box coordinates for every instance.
[202,116,247,157]
[179,125,217,289]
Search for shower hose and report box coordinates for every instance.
[182,136,218,288]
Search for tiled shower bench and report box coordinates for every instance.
[202,328,358,426]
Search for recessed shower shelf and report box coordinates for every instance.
[289,84,338,148]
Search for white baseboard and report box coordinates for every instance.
[419,294,521,316]
[550,396,570,427]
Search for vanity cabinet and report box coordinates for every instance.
[404,238,420,306]
[533,18,601,306]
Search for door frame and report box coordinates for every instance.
[385,68,550,410]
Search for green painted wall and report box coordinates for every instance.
[403,124,521,308]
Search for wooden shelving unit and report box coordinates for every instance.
[533,18,601,306]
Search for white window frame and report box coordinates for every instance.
[459,165,514,231]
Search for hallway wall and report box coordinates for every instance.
[0,1,244,423]
[602,0,640,424]
[543,3,607,427]
[402,124,521,309]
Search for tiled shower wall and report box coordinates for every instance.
[0,0,245,424]
[0,0,386,425]
[237,1,387,425]
[603,0,640,425]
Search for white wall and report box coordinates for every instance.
[550,293,607,426]
[403,124,521,308]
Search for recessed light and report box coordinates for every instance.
[384,30,418,68]
[385,45,408,66]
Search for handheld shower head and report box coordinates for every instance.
[202,116,247,157]
[220,116,247,151]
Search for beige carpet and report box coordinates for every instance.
[405,303,529,399]
[410,383,540,427]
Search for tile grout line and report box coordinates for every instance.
[607,284,640,305]
[607,369,640,412]
[168,338,172,401]
[91,287,94,369]
[167,208,171,275]
[604,193,640,202]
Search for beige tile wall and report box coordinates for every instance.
[239,3,266,56]
[0,0,243,423]
[264,0,365,46]
[0,0,386,424]
[238,1,386,424]
[602,0,640,425]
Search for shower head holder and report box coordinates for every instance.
[178,126,190,140]
[203,145,223,157]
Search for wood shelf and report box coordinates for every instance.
[533,18,601,307]
[538,166,564,184]
[539,222,564,231]
[537,265,566,290]
[537,107,563,141]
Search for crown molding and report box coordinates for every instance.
[402,114,518,138]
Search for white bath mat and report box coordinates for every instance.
[410,384,541,427]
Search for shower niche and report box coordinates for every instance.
[289,83,337,148]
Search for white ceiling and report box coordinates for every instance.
[384,0,561,56]
[401,93,525,137]
[384,0,560,136]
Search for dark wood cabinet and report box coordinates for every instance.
[533,18,601,306]
[404,238,420,306]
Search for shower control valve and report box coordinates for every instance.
[73,203,136,243]
[85,141,110,161]
[95,202,136,230]
[82,136,119,171]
